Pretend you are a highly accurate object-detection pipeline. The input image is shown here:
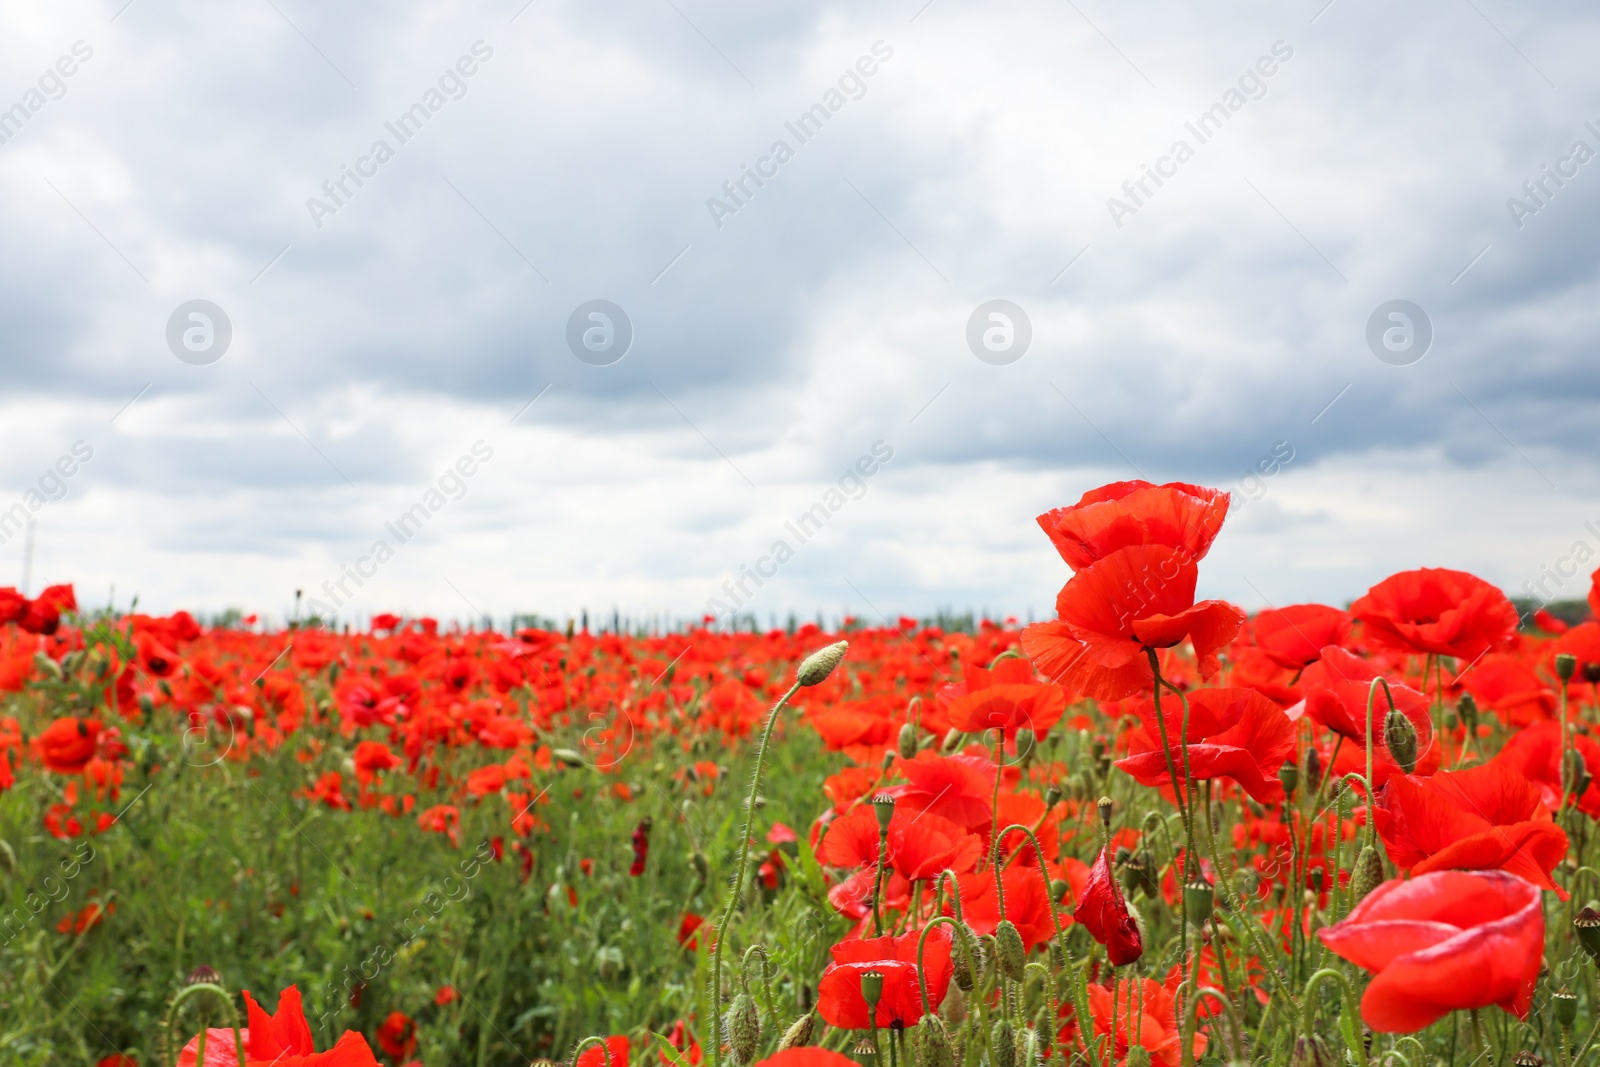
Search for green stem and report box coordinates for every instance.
[708,680,802,1067]
[164,983,245,1067]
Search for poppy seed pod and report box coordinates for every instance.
[872,794,896,834]
[858,970,884,1010]
[1349,845,1385,904]
[1044,784,1062,808]
[994,919,1026,982]
[914,1015,954,1067]
[989,1020,1016,1067]
[1278,761,1298,796]
[1097,796,1113,827]
[186,965,222,986]
[1183,878,1215,925]
[1384,708,1419,774]
[1556,652,1578,682]
[797,641,849,687]
[1554,988,1578,1029]
[1573,906,1600,960]
[777,1012,815,1051]
[1511,1052,1544,1067]
[898,722,919,760]
[726,993,759,1065]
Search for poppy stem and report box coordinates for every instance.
[163,981,245,1067]
[707,679,803,1067]
[570,1036,616,1067]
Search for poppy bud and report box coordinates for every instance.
[1184,878,1214,925]
[1384,709,1418,775]
[914,1015,954,1067]
[1123,1049,1151,1067]
[1566,749,1591,799]
[1290,1035,1336,1067]
[1303,747,1322,794]
[1554,988,1578,1029]
[859,970,884,1010]
[1278,761,1298,797]
[34,653,63,682]
[1014,728,1035,764]
[1349,845,1384,903]
[952,927,982,991]
[689,851,710,888]
[0,838,16,878]
[1044,784,1062,808]
[552,748,586,769]
[726,993,759,1065]
[1556,652,1578,682]
[994,919,1026,982]
[872,794,896,834]
[989,1020,1015,1067]
[777,1013,815,1051]
[1097,796,1113,827]
[797,641,849,687]
[1573,906,1600,960]
[898,722,919,760]
[1049,879,1069,904]
[1458,693,1478,731]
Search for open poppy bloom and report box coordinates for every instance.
[38,716,101,774]
[1069,969,1205,1067]
[1035,480,1230,572]
[1115,687,1295,805]
[376,1012,416,1060]
[1250,603,1352,670]
[956,863,1070,950]
[1454,655,1556,727]
[752,1050,859,1067]
[1023,543,1246,702]
[890,751,997,832]
[178,985,381,1066]
[1374,762,1569,896]
[1318,870,1544,1032]
[1495,721,1600,817]
[1350,568,1518,662]
[818,802,983,882]
[1300,648,1436,787]
[1073,845,1142,966]
[816,927,952,1029]
[18,584,77,635]
[942,656,1069,740]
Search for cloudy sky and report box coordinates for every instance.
[2,0,1598,627]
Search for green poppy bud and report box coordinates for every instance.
[1566,749,1591,799]
[1123,1048,1152,1067]
[915,1015,954,1067]
[989,1020,1015,1067]
[777,1013,815,1051]
[898,722,919,760]
[994,919,1026,982]
[1303,747,1322,794]
[1458,693,1478,731]
[726,993,760,1066]
[1349,845,1384,903]
[952,927,981,992]
[1050,878,1069,904]
[1384,709,1419,775]
[798,641,849,686]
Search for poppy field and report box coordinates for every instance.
[6,480,1600,1067]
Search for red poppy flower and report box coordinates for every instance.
[816,926,952,1029]
[1374,761,1568,895]
[1073,845,1142,966]
[956,863,1068,950]
[57,899,113,934]
[944,676,1069,740]
[178,985,382,1066]
[0,587,26,624]
[38,716,101,774]
[752,1050,858,1067]
[1024,543,1245,702]
[19,584,76,635]
[1350,568,1518,662]
[1072,969,1205,1067]
[96,1057,139,1067]
[1035,481,1230,571]
[434,984,458,1006]
[1555,622,1600,683]
[1455,655,1556,727]
[819,803,982,882]
[1318,870,1544,1032]
[1495,721,1600,817]
[891,752,997,831]
[1115,687,1295,805]
[352,741,401,784]
[376,1012,416,1060]
[1251,604,1352,670]
[1300,647,1435,787]
[630,818,651,876]
[576,1036,629,1067]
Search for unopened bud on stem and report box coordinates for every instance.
[797,642,849,687]
[1384,709,1418,775]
